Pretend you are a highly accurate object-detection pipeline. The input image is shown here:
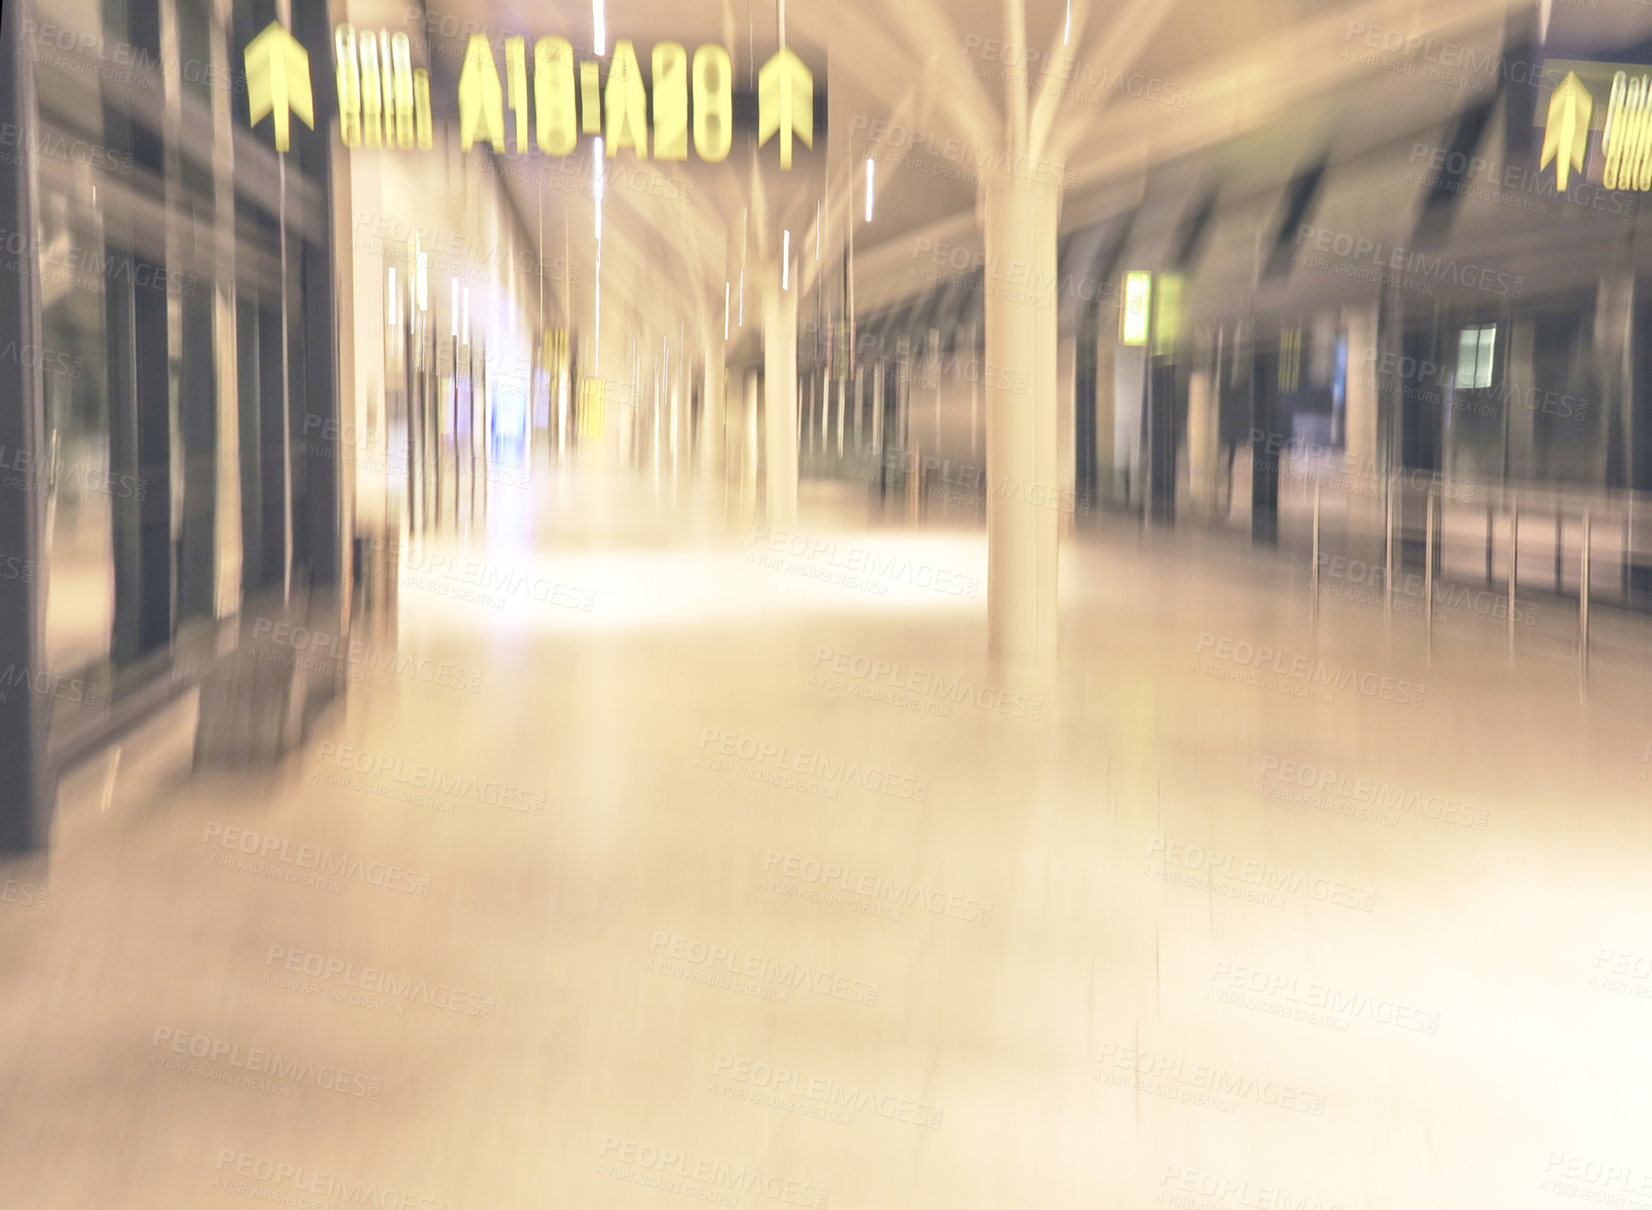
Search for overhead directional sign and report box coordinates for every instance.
[1534,59,1652,192]
[335,23,817,169]
[246,20,314,151]
[458,35,506,150]
[1604,70,1652,191]
[758,47,813,170]
[1541,71,1592,191]
[335,26,430,149]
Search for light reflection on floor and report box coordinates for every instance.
[2,465,1651,1209]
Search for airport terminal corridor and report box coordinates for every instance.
[7,0,1652,1202]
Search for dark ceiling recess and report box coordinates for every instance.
[1411,94,1499,247]
[731,89,830,136]
[1171,186,1220,274]
[933,275,977,352]
[1499,7,1540,165]
[1262,154,1328,281]
[910,281,950,340]
[1087,207,1138,300]
[956,268,985,332]
[1055,225,1104,311]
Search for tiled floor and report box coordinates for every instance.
[3,464,1650,1210]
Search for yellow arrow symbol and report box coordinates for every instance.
[1541,71,1593,191]
[457,34,505,151]
[758,46,813,170]
[245,20,313,153]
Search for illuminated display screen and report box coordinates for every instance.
[1153,274,1181,356]
[1122,271,1152,346]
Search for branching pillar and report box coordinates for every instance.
[984,172,1061,662]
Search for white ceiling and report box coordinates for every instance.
[379,0,1652,353]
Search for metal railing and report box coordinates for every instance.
[1302,468,1650,691]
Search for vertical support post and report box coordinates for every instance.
[1249,328,1281,547]
[452,336,461,532]
[1485,503,1494,582]
[836,376,845,458]
[478,339,489,523]
[700,331,726,486]
[436,335,450,531]
[1384,468,1396,620]
[1343,302,1382,540]
[1624,494,1633,601]
[1425,486,1437,647]
[428,328,438,530]
[292,0,345,610]
[856,365,866,452]
[761,263,799,532]
[425,327,436,530]
[1310,482,1321,625]
[908,438,922,524]
[872,363,885,490]
[405,303,418,538]
[1580,509,1591,687]
[983,170,1061,661]
[0,2,55,851]
[1508,501,1518,655]
[468,339,478,525]
[742,368,760,528]
[1555,504,1563,593]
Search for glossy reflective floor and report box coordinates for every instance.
[3,462,1651,1210]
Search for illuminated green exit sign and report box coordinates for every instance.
[1121,271,1152,346]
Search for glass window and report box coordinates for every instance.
[1457,324,1496,390]
[37,185,115,681]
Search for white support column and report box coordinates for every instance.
[984,171,1061,663]
[700,332,725,482]
[1341,303,1381,533]
[761,263,799,532]
[1185,368,1216,518]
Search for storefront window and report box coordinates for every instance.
[1531,310,1599,484]
[37,186,115,681]
[31,0,117,682]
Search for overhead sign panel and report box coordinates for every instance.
[1536,59,1652,191]
[250,19,818,169]
[325,23,806,169]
